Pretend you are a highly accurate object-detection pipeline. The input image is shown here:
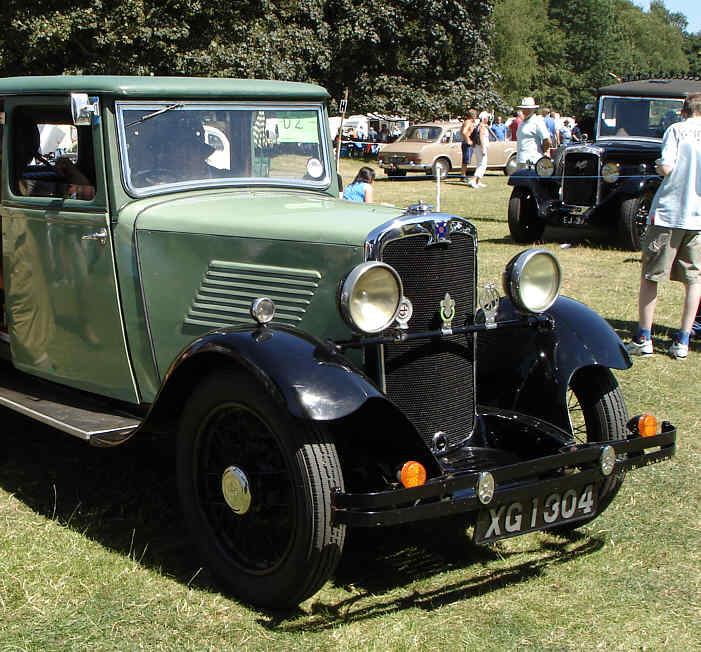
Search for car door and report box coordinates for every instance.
[0,97,139,402]
[449,128,464,169]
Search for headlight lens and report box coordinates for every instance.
[535,156,555,177]
[502,248,562,313]
[601,161,620,183]
[340,262,403,333]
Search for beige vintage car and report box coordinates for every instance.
[377,120,517,178]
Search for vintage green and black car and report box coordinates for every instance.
[507,78,701,249]
[0,76,676,608]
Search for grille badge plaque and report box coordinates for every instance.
[440,293,456,333]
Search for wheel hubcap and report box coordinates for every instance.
[222,465,252,515]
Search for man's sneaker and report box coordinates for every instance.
[667,339,688,359]
[625,337,653,356]
[476,182,487,188]
[467,179,477,188]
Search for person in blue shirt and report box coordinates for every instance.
[492,116,507,141]
[542,107,558,149]
[342,166,375,202]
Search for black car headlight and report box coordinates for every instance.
[340,262,403,333]
[601,162,621,183]
[503,248,561,313]
[535,156,555,177]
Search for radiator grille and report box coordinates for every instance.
[562,152,599,206]
[185,260,320,328]
[380,233,476,448]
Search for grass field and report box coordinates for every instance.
[1,161,699,651]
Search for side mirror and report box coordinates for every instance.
[71,93,100,126]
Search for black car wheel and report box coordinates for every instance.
[618,194,651,250]
[555,367,628,532]
[176,369,345,608]
[431,157,451,179]
[503,154,518,176]
[507,186,545,243]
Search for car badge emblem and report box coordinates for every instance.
[478,282,500,329]
[395,296,413,330]
[575,160,588,170]
[428,219,451,246]
[440,292,456,333]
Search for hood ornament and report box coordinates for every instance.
[440,293,455,333]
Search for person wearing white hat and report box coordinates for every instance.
[467,111,490,188]
[515,97,551,169]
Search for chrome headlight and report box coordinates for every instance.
[340,262,403,333]
[502,248,562,313]
[535,156,555,177]
[601,162,620,183]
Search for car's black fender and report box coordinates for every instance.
[476,296,630,432]
[507,168,559,208]
[619,174,660,198]
[146,325,386,425]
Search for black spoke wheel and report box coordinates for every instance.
[618,194,651,250]
[177,370,345,607]
[556,367,629,532]
[508,186,545,243]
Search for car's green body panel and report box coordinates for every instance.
[112,188,401,401]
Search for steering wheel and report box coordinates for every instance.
[131,168,180,187]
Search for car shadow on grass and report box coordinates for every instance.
[260,527,603,632]
[0,411,220,591]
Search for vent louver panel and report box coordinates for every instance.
[185,260,321,328]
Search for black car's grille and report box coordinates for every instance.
[379,233,476,449]
[562,152,599,206]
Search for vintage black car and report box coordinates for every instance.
[507,78,701,249]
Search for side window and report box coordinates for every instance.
[11,108,95,200]
[452,129,463,143]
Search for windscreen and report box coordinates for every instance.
[598,96,684,139]
[398,126,443,142]
[117,103,329,194]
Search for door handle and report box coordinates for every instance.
[81,228,108,246]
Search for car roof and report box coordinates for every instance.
[0,75,329,101]
[597,78,701,99]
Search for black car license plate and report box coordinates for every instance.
[473,483,598,544]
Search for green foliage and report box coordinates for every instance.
[0,0,505,120]
[493,0,694,117]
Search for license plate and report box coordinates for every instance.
[473,483,597,544]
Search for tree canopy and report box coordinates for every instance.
[0,0,699,120]
[0,0,503,119]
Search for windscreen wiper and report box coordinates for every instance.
[125,103,184,128]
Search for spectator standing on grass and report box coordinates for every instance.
[542,107,558,149]
[515,97,551,169]
[378,125,389,143]
[493,115,507,141]
[460,109,477,181]
[625,93,701,360]
[467,111,490,188]
[342,166,375,203]
[559,119,573,145]
[509,109,523,141]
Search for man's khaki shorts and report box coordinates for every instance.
[641,225,701,284]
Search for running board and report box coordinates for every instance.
[0,364,141,445]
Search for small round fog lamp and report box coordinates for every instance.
[476,472,495,505]
[535,156,555,177]
[601,162,621,183]
[250,297,276,324]
[600,445,616,476]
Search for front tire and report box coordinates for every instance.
[618,194,651,250]
[508,186,545,243]
[557,367,628,531]
[176,370,345,608]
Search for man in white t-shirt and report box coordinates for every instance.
[626,93,701,359]
[515,97,551,168]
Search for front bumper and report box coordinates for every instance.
[332,423,675,528]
